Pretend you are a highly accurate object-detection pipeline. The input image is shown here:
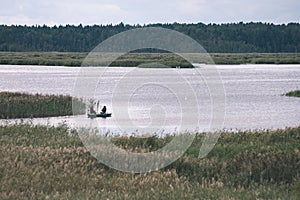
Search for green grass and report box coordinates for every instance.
[0,52,86,66]
[110,53,193,68]
[0,92,86,119]
[0,52,300,66]
[284,90,300,97]
[211,53,300,65]
[0,124,299,199]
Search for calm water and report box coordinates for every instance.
[1,64,300,134]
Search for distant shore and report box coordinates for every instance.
[0,52,300,67]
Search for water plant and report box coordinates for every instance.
[1,52,300,66]
[284,90,300,97]
[0,124,299,199]
[0,92,86,119]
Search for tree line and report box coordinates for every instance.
[0,22,299,53]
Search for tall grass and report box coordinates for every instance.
[0,124,299,199]
[110,53,193,68]
[1,52,300,66]
[0,92,85,119]
[0,52,85,66]
[211,52,300,64]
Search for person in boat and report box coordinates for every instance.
[101,105,107,114]
[90,105,96,114]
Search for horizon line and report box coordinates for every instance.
[1,21,300,28]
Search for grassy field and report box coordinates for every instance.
[0,92,85,119]
[0,52,300,67]
[0,124,299,199]
[0,52,85,66]
[211,53,300,64]
[284,90,300,97]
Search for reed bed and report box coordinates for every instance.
[1,52,300,66]
[211,53,300,64]
[0,124,299,199]
[109,53,193,68]
[0,92,85,119]
[284,90,300,97]
[0,52,85,66]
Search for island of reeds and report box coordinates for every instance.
[0,92,85,119]
[0,123,299,199]
[1,52,300,67]
[284,90,300,97]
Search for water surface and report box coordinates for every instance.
[1,64,299,134]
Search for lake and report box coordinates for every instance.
[1,64,300,135]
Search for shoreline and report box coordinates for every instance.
[0,52,300,67]
[1,115,299,136]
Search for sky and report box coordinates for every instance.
[0,0,299,26]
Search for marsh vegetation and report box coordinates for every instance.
[284,90,300,97]
[0,92,85,119]
[0,124,299,199]
[1,52,300,67]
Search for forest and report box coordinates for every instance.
[0,22,299,53]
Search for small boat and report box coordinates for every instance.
[88,113,112,119]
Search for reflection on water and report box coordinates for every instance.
[0,64,300,135]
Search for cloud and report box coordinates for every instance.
[0,0,299,25]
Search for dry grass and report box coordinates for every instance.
[1,52,300,66]
[0,124,299,199]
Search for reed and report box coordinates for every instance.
[0,92,85,119]
[0,124,299,199]
[284,90,300,97]
[1,52,300,66]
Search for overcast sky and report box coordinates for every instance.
[0,0,299,26]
